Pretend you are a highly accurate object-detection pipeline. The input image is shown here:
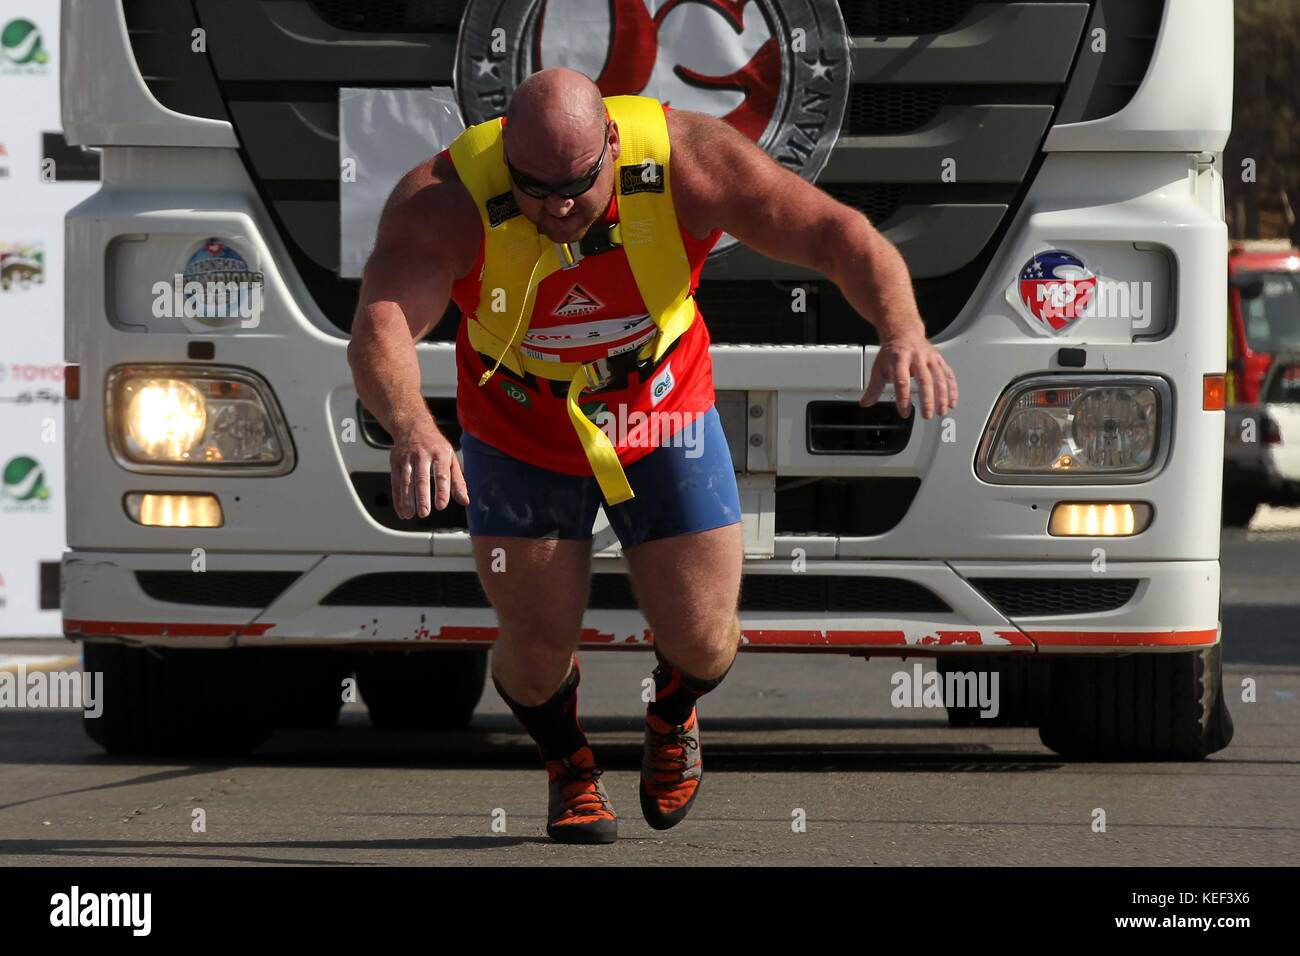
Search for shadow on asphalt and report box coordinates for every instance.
[0,709,1069,773]
[0,835,545,865]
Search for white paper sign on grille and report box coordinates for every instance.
[338,87,466,279]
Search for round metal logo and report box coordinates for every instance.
[455,0,850,255]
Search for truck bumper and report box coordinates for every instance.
[62,551,1220,654]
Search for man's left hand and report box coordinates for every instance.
[861,330,959,420]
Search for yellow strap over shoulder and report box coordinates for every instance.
[446,94,695,505]
[448,120,562,381]
[608,96,697,365]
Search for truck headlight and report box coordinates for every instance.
[977,376,1170,482]
[123,379,207,460]
[107,365,294,474]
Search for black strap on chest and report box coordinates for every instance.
[577,221,623,257]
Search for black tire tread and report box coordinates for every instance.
[357,649,487,731]
[1039,645,1234,760]
[939,656,1048,727]
[82,643,275,757]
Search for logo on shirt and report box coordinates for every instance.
[552,283,604,317]
[486,190,521,227]
[500,380,532,408]
[620,159,664,195]
[650,361,675,407]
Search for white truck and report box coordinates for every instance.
[60,0,1234,759]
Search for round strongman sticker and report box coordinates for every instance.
[455,0,849,256]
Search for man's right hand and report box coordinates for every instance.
[350,152,481,521]
[389,416,470,518]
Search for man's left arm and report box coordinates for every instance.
[674,112,957,419]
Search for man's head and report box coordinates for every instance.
[502,68,619,244]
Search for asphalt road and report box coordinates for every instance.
[1,517,1297,866]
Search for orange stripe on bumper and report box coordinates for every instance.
[1027,628,1218,647]
[63,622,1214,650]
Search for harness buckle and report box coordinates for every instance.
[555,241,584,271]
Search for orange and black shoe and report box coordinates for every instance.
[544,745,618,844]
[640,708,703,830]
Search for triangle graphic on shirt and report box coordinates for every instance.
[552,283,604,317]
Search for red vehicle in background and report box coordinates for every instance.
[1223,240,1300,525]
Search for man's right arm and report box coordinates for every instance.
[346,157,480,517]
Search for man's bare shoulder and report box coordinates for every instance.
[665,108,739,241]
[377,153,483,280]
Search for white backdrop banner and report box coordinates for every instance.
[0,0,99,637]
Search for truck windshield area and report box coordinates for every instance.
[1242,271,1300,353]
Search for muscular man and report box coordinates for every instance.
[347,68,958,844]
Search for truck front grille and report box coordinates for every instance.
[807,401,914,454]
[306,0,981,37]
[841,0,976,35]
[308,0,465,32]
[322,571,950,613]
[971,578,1140,617]
[134,571,301,608]
[122,0,1165,344]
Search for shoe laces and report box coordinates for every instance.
[554,757,610,816]
[646,721,698,781]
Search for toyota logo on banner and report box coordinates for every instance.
[454,0,849,256]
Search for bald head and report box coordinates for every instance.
[503,69,608,178]
[505,68,605,137]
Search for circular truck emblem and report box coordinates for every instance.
[172,238,265,330]
[455,0,849,256]
[1007,250,1099,336]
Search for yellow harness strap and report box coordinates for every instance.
[612,100,697,366]
[447,94,694,505]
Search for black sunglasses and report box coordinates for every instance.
[505,120,611,200]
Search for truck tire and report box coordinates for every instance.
[263,650,351,730]
[1038,645,1234,760]
[357,649,487,731]
[82,643,275,757]
[939,656,1047,727]
[1222,494,1258,528]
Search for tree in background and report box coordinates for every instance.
[1226,0,1300,242]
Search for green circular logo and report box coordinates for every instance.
[2,455,50,501]
[500,381,531,408]
[1,19,49,65]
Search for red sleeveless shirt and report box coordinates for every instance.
[440,105,723,475]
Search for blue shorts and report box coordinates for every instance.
[459,405,742,548]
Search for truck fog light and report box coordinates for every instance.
[1048,502,1152,536]
[125,492,224,528]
